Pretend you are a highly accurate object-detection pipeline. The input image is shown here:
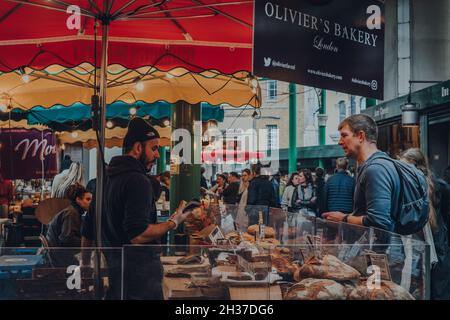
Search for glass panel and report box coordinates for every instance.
[0,247,122,300]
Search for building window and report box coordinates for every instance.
[267,80,277,101]
[350,96,356,115]
[266,125,278,156]
[338,100,346,122]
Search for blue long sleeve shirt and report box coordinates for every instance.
[353,151,401,232]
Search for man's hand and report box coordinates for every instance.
[322,211,346,222]
[168,200,193,229]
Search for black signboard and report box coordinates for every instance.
[253,0,385,99]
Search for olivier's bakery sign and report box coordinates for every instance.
[253,0,385,99]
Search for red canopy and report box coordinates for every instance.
[0,0,253,73]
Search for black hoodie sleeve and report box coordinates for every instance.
[123,173,153,241]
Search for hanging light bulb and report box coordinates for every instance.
[60,144,65,150]
[71,131,78,138]
[129,107,137,116]
[22,74,30,83]
[106,120,114,128]
[135,81,144,91]
[19,67,30,83]
[163,119,170,127]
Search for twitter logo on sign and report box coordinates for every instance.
[264,57,272,67]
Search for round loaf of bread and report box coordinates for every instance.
[247,224,275,238]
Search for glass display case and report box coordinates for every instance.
[0,205,430,300]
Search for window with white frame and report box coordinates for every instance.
[338,100,346,122]
[267,80,278,101]
[266,125,278,156]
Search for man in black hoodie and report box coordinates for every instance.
[102,117,191,300]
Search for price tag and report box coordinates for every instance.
[365,252,392,281]
[208,225,225,245]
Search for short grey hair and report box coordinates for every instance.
[338,114,378,143]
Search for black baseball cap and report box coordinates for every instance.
[123,117,160,148]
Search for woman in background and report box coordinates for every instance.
[400,148,450,299]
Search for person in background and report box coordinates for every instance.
[295,169,317,217]
[237,169,251,206]
[200,167,208,190]
[271,172,281,208]
[46,183,92,267]
[279,170,289,202]
[209,173,227,200]
[222,172,240,204]
[247,163,276,225]
[314,167,325,215]
[322,158,355,216]
[159,171,170,201]
[0,173,14,218]
[61,154,73,172]
[235,169,252,228]
[400,148,450,300]
[281,172,300,212]
[442,166,450,245]
[51,162,84,198]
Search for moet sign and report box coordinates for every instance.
[253,0,385,99]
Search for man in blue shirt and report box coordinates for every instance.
[323,114,400,231]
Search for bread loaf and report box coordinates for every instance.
[285,278,347,300]
[247,224,275,238]
[296,254,360,281]
[348,280,415,300]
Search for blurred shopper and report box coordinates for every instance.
[279,170,289,200]
[0,173,14,218]
[235,169,251,228]
[400,148,450,299]
[443,166,450,244]
[314,167,325,215]
[271,172,281,208]
[209,173,227,200]
[281,172,300,212]
[222,172,240,204]
[200,167,208,190]
[46,183,92,267]
[247,163,276,225]
[296,169,317,217]
[237,169,251,206]
[51,162,83,198]
[322,158,355,215]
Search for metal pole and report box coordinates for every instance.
[365,98,377,108]
[288,83,297,174]
[318,89,327,168]
[94,0,110,300]
[157,146,167,174]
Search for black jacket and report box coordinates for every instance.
[46,202,83,267]
[247,175,276,207]
[102,155,158,247]
[47,202,83,248]
[222,181,240,204]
